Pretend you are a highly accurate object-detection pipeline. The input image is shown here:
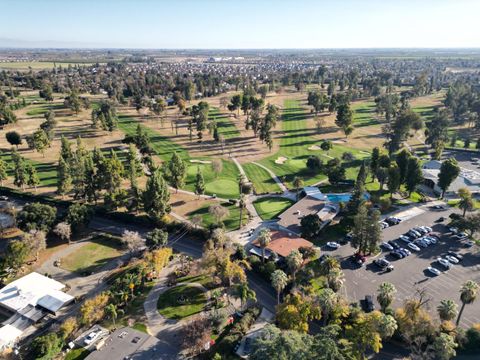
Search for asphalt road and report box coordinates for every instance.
[328,204,480,328]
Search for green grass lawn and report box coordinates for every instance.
[210,108,240,139]
[65,348,90,360]
[0,151,58,188]
[184,159,240,199]
[187,201,247,231]
[243,163,282,194]
[118,115,189,161]
[60,235,123,273]
[257,99,327,187]
[258,99,370,189]
[176,274,217,289]
[157,284,207,320]
[253,197,294,220]
[260,100,370,188]
[351,101,379,127]
[412,104,437,121]
[26,102,64,116]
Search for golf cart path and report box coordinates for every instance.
[251,162,288,193]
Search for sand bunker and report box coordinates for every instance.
[308,145,321,151]
[332,140,346,144]
[190,159,212,164]
[274,156,288,164]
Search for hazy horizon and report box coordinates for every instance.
[2,0,480,49]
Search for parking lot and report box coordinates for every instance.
[330,203,480,328]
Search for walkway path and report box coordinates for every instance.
[251,162,288,193]
[232,157,246,177]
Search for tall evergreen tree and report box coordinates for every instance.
[13,152,27,189]
[0,155,8,186]
[143,168,171,223]
[438,158,461,198]
[395,149,411,184]
[26,163,40,191]
[57,156,72,198]
[166,152,186,192]
[370,147,380,182]
[347,162,366,217]
[387,164,401,199]
[405,157,423,195]
[194,167,205,197]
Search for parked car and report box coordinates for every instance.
[351,253,367,266]
[399,235,411,243]
[326,242,340,249]
[399,248,411,256]
[407,230,421,238]
[414,227,429,235]
[379,221,389,229]
[445,255,459,264]
[464,240,475,248]
[415,239,428,248]
[448,227,459,234]
[374,258,394,271]
[427,267,441,276]
[388,240,400,249]
[431,204,446,210]
[424,236,437,244]
[447,251,463,261]
[84,331,100,345]
[0,196,8,201]
[435,217,446,223]
[437,257,451,269]
[385,217,401,225]
[407,242,421,252]
[364,295,375,312]
[391,250,405,259]
[381,242,394,251]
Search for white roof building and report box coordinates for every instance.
[0,272,74,313]
[0,272,74,350]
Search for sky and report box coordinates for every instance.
[1,0,480,49]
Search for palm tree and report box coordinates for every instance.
[458,188,474,217]
[293,176,303,201]
[437,299,458,322]
[377,282,397,312]
[286,250,303,286]
[271,270,288,304]
[257,228,271,263]
[320,257,340,275]
[457,280,479,326]
[317,288,338,325]
[326,268,345,292]
[232,282,256,310]
[105,303,118,326]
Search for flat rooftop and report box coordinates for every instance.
[0,272,73,313]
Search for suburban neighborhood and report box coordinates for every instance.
[0,1,480,359]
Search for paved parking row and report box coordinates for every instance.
[334,203,480,328]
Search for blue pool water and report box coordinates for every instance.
[326,193,370,203]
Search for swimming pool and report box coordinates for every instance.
[326,193,370,203]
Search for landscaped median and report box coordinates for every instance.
[157,283,208,320]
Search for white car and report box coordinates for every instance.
[379,221,389,229]
[427,267,441,276]
[326,242,340,249]
[84,331,100,345]
[407,242,420,252]
[445,255,459,264]
[437,257,451,269]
